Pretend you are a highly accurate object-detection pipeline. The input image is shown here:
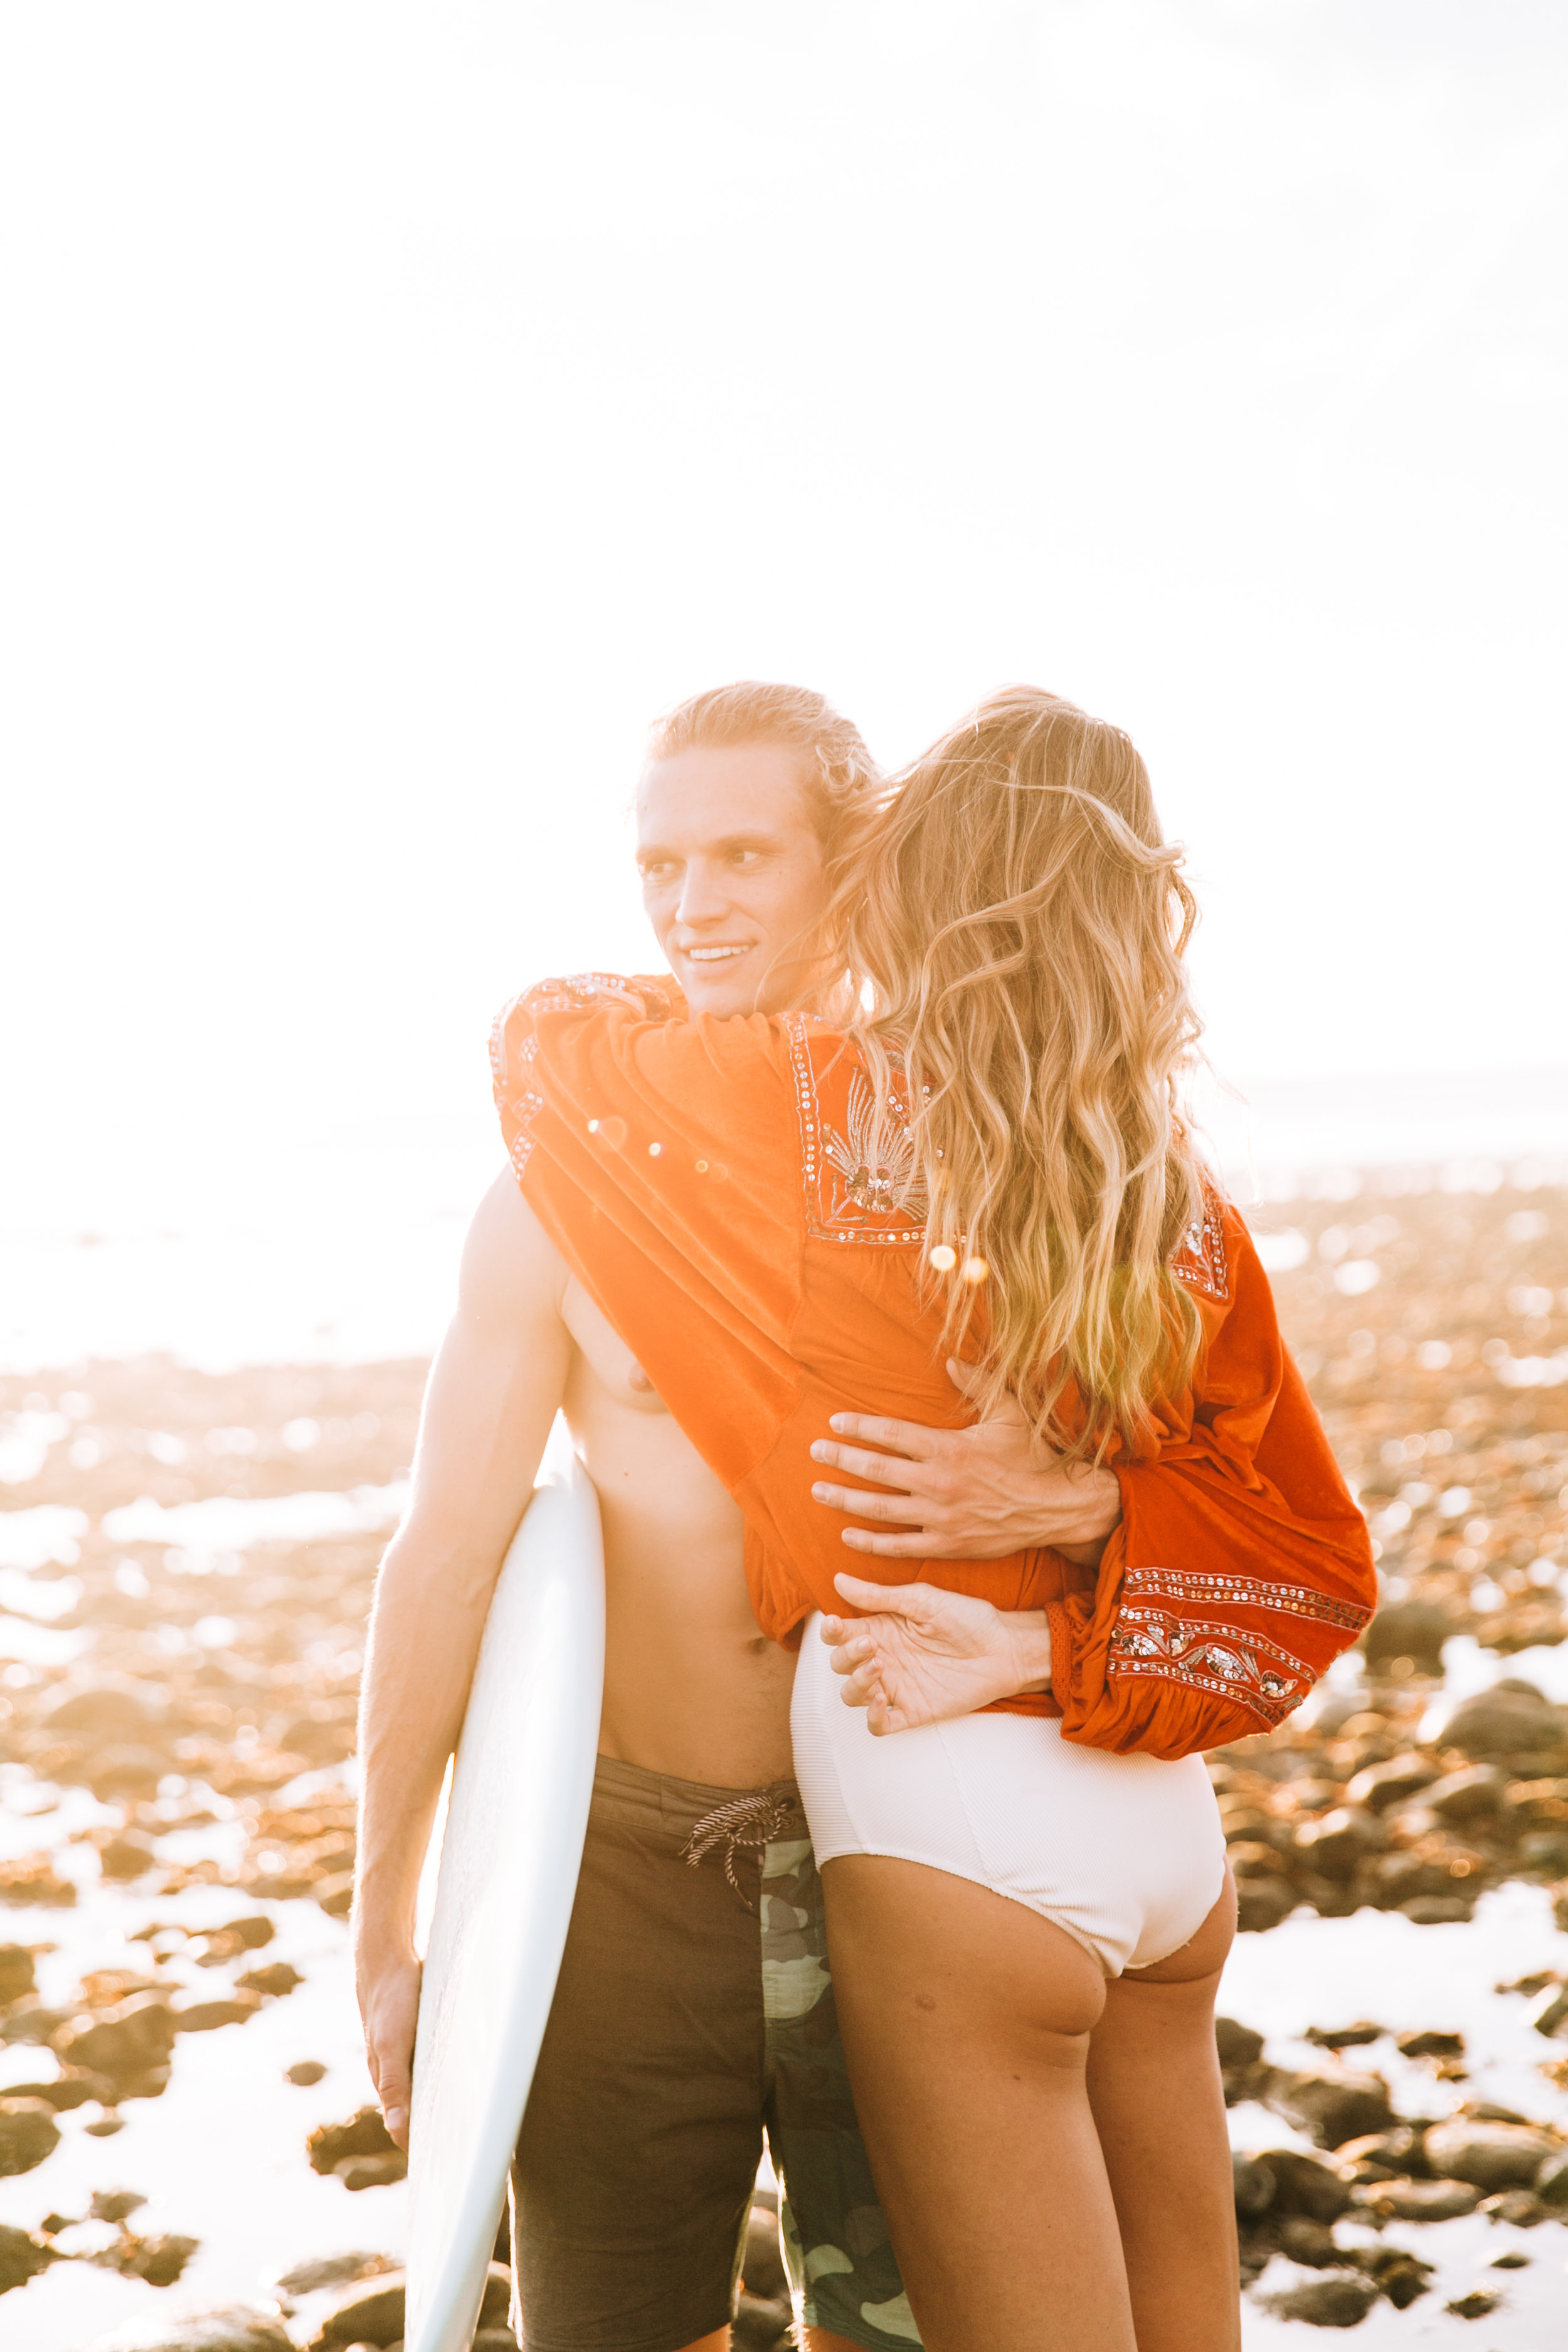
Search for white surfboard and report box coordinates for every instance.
[403,1416,606,2352]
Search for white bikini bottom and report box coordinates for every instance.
[790,1614,1227,1978]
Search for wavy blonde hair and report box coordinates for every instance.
[838,686,1207,1461]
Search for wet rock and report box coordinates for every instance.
[285,2060,327,2085]
[274,2254,398,2297]
[1526,1984,1568,2038]
[87,2114,128,2136]
[1251,2149,1352,2222]
[1423,2118,1558,2191]
[337,2154,408,2190]
[1363,2178,1480,2221]
[1304,2023,1384,2051]
[1476,2190,1545,2225]
[1235,1880,1295,1933]
[732,2293,792,2349]
[278,1712,356,1764]
[1232,2155,1275,2217]
[91,2188,148,2222]
[1355,2245,1433,2307]
[0,2098,61,2175]
[1445,2289,1500,2319]
[100,1832,160,1880]
[196,1916,274,1955]
[1537,2149,1568,2203]
[1,2002,73,2044]
[1274,2075,1395,2151]
[1443,1685,1564,1765]
[0,1855,75,1905]
[172,1996,261,2033]
[1396,2028,1465,2059]
[1335,2126,1427,2180]
[742,2204,786,2299]
[1399,1894,1475,1925]
[41,1682,167,1737]
[309,2264,506,2349]
[1362,1600,1450,1675]
[60,1992,176,2080]
[1422,1766,1505,1825]
[0,2220,60,2293]
[308,2107,399,2176]
[5,2072,115,2111]
[1214,2018,1264,2068]
[238,1963,302,1999]
[1344,1756,1436,1813]
[82,2304,294,2352]
[1263,2272,1378,2326]
[315,1871,355,1918]
[0,1942,36,2004]
[1291,1809,1384,1880]
[88,1749,169,1802]
[1277,2217,1340,2266]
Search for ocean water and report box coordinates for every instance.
[6,1070,1567,1374]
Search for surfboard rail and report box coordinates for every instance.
[403,1417,605,2352]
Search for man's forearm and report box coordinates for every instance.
[354,1522,506,1951]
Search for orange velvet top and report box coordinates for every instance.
[492,973,1376,1761]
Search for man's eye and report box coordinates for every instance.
[639,861,676,882]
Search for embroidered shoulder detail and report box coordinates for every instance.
[1171,1187,1229,1301]
[787,1018,928,1247]
[1106,1567,1373,1730]
[490,974,678,1182]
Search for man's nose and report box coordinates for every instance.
[674,858,733,928]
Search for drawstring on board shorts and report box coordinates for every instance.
[681,1783,800,1912]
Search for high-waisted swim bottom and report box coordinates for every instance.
[791,1614,1227,1978]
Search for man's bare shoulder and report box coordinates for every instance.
[458,1170,571,1331]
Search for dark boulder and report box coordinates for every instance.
[0,1944,36,2005]
[1424,2117,1558,2191]
[307,2107,399,2176]
[1263,2273,1378,2326]
[1274,2074,1395,2151]
[1214,2018,1264,2069]
[0,2099,60,2176]
[1250,2149,1352,2222]
[0,2220,60,2292]
[1362,1600,1450,1675]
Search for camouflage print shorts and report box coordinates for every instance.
[760,1821,923,2347]
[511,1756,918,2352]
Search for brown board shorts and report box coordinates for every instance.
[511,1754,919,2352]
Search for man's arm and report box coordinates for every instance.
[354,1172,573,2148]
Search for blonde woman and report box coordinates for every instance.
[494,689,1374,2350]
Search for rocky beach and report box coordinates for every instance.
[3,1178,1567,2344]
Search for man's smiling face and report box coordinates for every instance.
[635,741,831,1017]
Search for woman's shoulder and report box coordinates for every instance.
[497,970,687,1027]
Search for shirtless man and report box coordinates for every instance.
[354,684,1123,2352]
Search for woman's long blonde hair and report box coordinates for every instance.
[838,687,1207,1461]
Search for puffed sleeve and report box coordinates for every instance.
[490,973,806,1489]
[1044,1205,1377,1757]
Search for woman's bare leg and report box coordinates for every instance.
[820,1855,1135,2352]
[1085,1873,1241,2352]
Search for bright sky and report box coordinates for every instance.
[5,3,1566,1237]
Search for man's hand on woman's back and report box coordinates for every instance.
[808,1360,1122,1565]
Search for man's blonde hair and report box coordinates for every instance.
[840,686,1207,1461]
[648,682,880,859]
